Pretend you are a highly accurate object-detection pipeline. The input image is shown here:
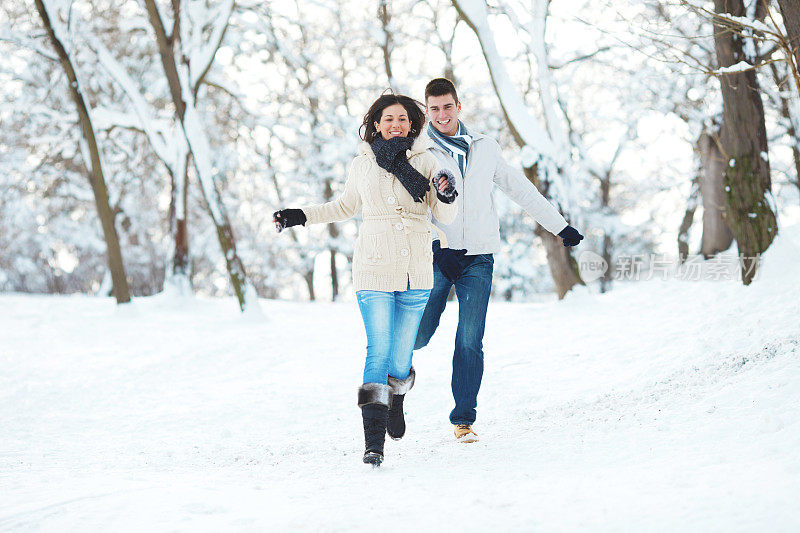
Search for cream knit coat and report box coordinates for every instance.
[301,136,457,292]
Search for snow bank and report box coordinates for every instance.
[1,226,799,531]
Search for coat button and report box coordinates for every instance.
[395,223,403,230]
[400,249,409,257]
[387,196,396,204]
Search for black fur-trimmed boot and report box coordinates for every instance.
[387,366,415,440]
[358,383,392,466]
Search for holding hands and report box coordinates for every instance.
[434,169,458,204]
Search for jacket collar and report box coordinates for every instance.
[359,134,431,157]
[422,129,487,155]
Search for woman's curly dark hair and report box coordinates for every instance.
[359,93,426,143]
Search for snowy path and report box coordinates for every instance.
[2,231,799,531]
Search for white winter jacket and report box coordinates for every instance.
[427,130,568,254]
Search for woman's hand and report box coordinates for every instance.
[273,209,307,232]
[433,169,458,204]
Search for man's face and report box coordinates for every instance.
[426,94,461,136]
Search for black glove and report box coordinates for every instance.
[433,169,458,204]
[434,246,467,282]
[558,225,584,247]
[273,208,307,232]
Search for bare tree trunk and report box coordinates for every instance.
[525,167,583,298]
[678,177,699,263]
[332,11,353,299]
[167,151,191,292]
[378,0,396,90]
[536,223,583,299]
[777,0,800,89]
[334,6,352,114]
[697,130,734,256]
[601,234,613,292]
[175,160,190,280]
[769,61,800,198]
[146,0,185,118]
[144,0,254,310]
[443,39,456,83]
[35,0,131,304]
[713,0,778,284]
[266,147,315,300]
[432,2,459,83]
[304,271,315,301]
[599,168,613,291]
[329,250,339,299]
[324,178,340,301]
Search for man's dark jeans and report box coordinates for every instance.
[414,240,493,425]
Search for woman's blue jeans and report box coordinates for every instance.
[356,287,431,385]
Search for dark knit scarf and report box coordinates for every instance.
[371,135,430,203]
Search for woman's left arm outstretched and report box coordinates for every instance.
[274,158,363,231]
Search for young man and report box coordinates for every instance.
[414,78,583,442]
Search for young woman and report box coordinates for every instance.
[273,94,458,466]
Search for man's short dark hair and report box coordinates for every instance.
[425,78,459,104]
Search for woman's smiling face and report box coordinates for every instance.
[374,103,411,140]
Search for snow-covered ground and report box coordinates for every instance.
[2,228,799,532]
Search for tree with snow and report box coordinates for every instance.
[452,0,594,298]
[708,0,778,284]
[139,0,260,310]
[33,0,131,304]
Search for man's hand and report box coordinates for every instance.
[273,209,307,232]
[434,247,467,282]
[558,225,583,247]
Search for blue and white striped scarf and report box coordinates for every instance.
[427,120,473,178]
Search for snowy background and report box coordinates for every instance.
[3,0,800,529]
[3,225,798,531]
[4,0,800,301]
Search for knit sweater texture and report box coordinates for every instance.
[301,136,458,292]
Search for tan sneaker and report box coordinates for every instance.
[454,424,479,443]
